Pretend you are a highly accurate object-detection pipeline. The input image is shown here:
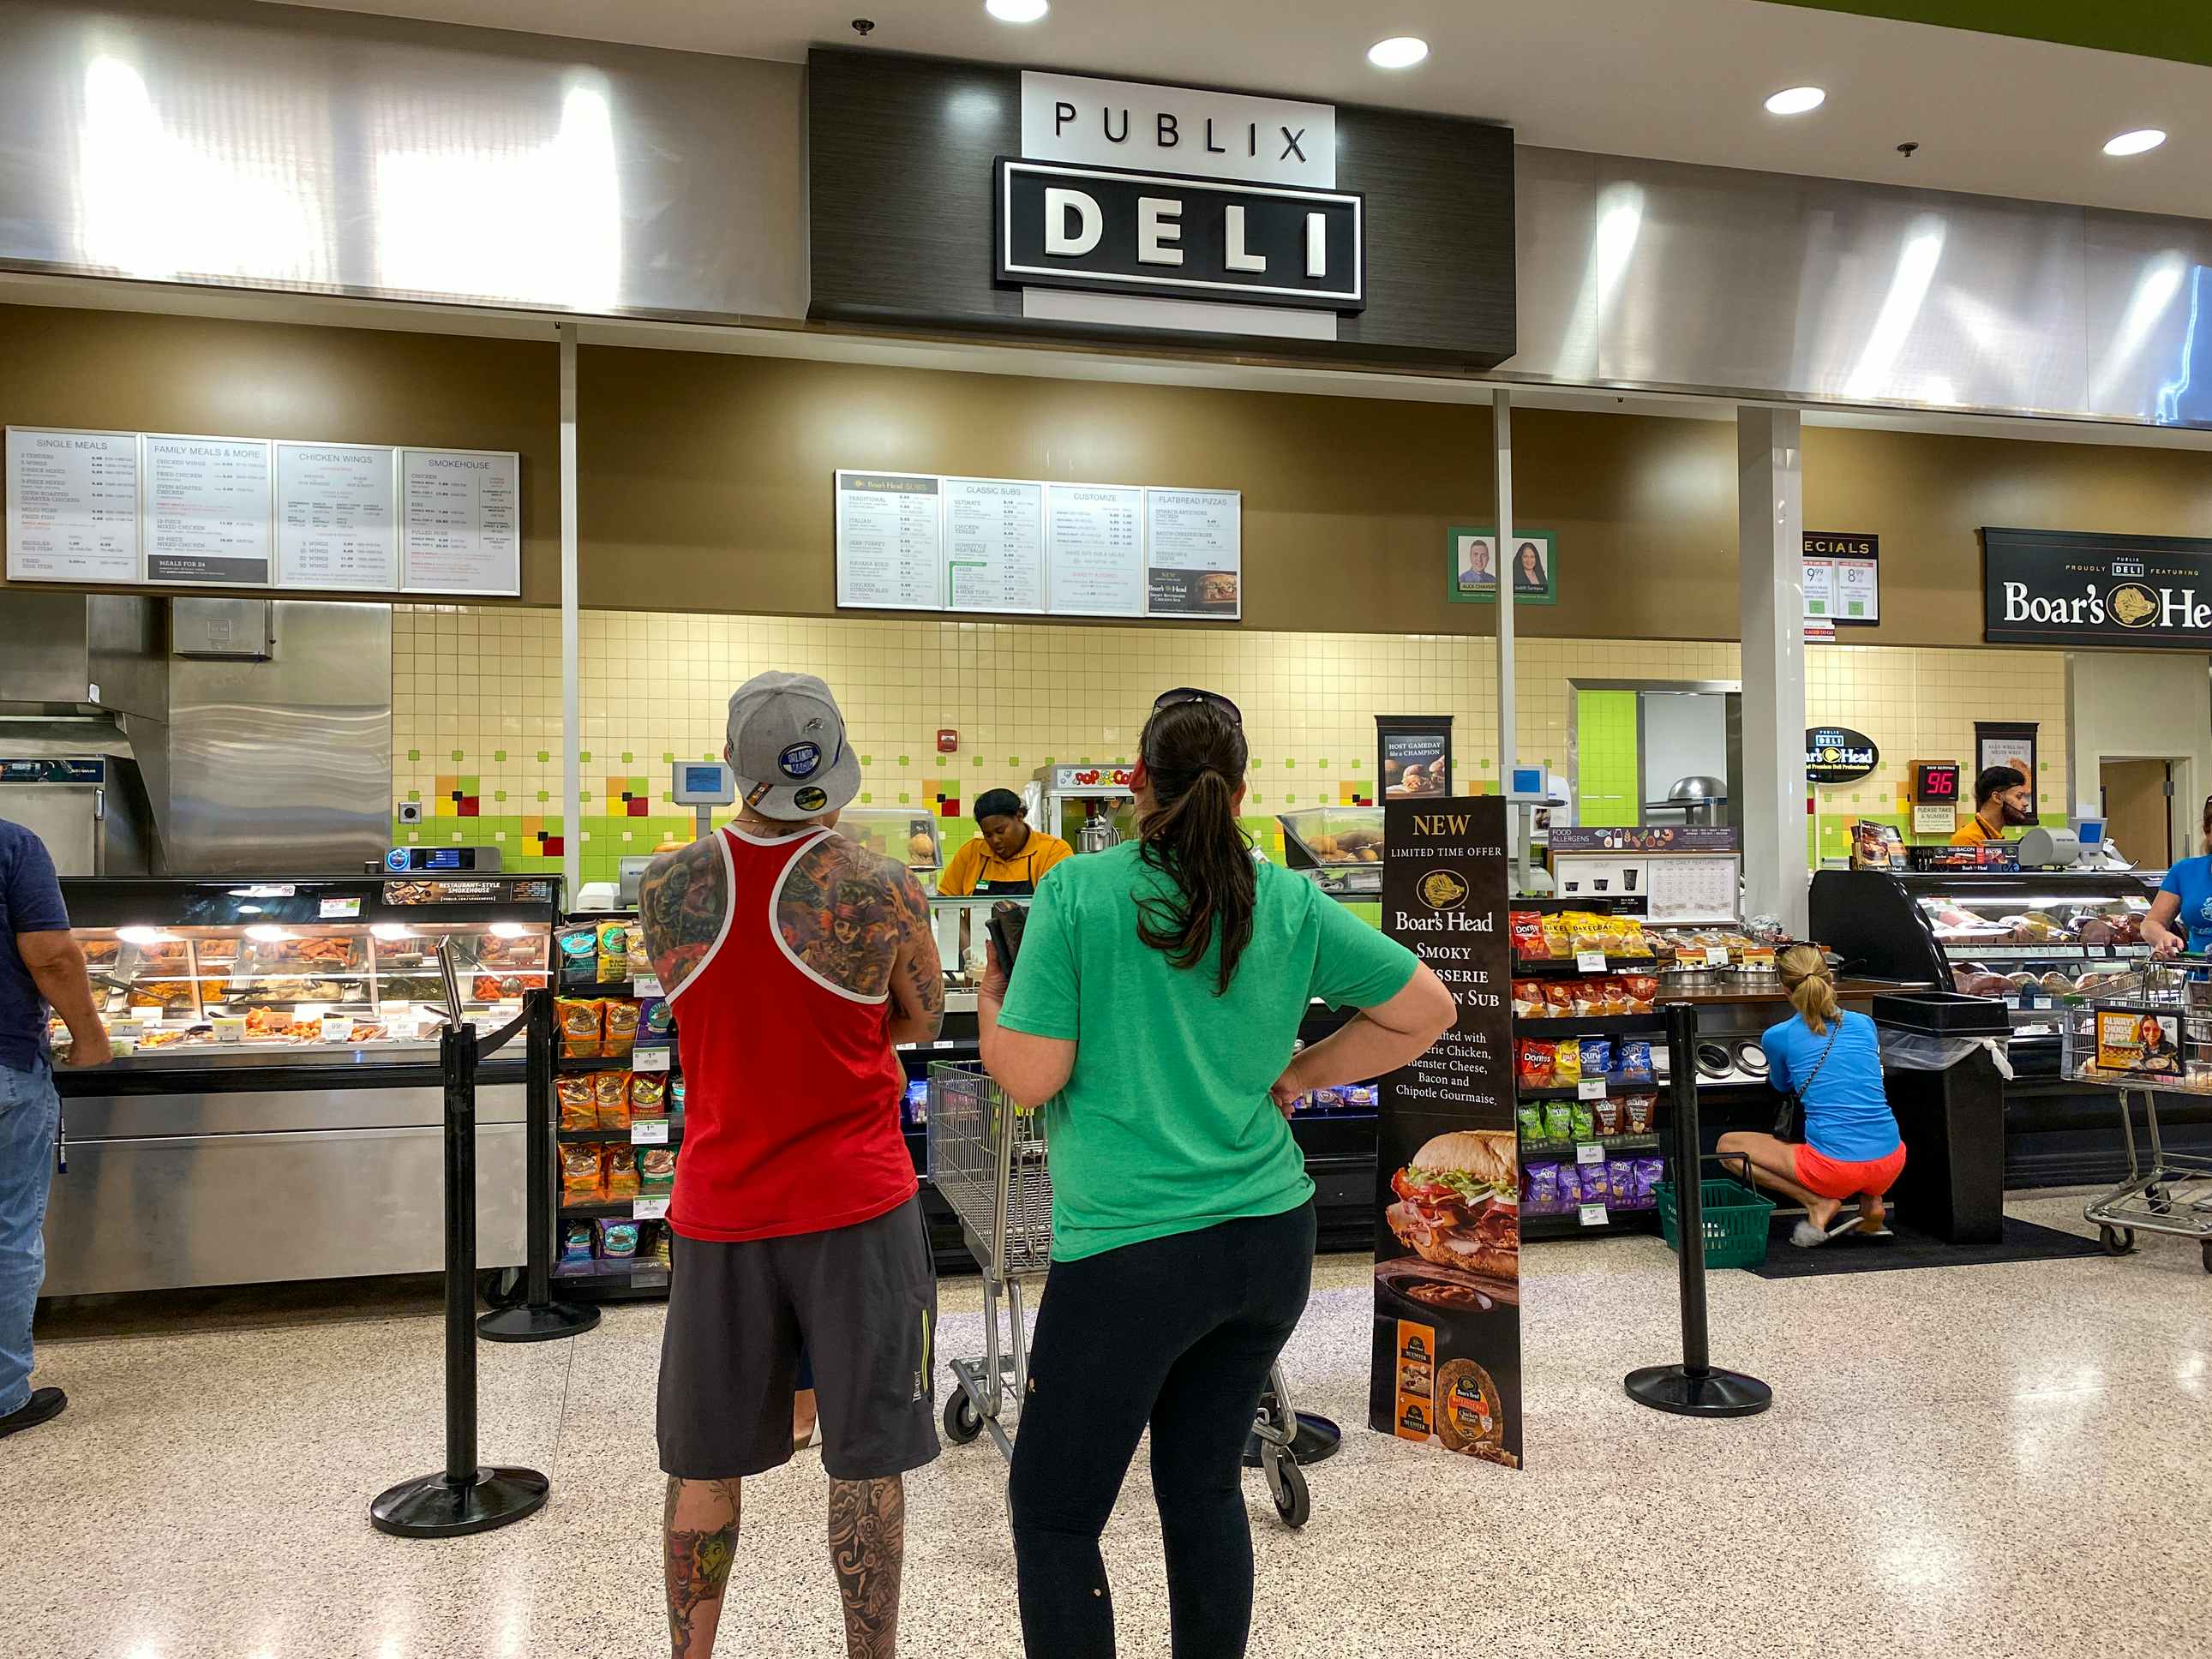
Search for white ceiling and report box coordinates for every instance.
[263,0,2212,220]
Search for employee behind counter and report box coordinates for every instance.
[1950,764,2032,847]
[938,789,1074,899]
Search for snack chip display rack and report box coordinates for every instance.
[2059,957,2212,1273]
[925,1060,1319,1526]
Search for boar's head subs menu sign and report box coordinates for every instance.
[1370,795,1521,1470]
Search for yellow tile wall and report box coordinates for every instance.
[391,606,2067,877]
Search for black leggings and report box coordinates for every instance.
[1008,1201,1316,1659]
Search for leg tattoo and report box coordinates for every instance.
[665,1476,742,1659]
[828,1476,907,1659]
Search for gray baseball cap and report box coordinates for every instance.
[725,671,861,820]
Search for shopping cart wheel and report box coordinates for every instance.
[943,1392,984,1446]
[2099,1225,2136,1256]
[1262,1445,1309,1529]
[2146,1186,2174,1216]
[479,1267,525,1310]
[2199,1240,2212,1275]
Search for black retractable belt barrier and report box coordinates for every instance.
[371,949,554,1537]
[480,989,601,1344]
[1623,1002,1774,1419]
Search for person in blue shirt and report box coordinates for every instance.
[1718,945,1905,1247]
[2143,797,2212,958]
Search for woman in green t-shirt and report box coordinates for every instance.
[979,690,1454,1658]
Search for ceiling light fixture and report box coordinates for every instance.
[984,0,1048,21]
[1764,86,1826,116]
[1366,36,1429,69]
[2103,128,2166,157]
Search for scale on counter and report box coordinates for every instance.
[671,759,735,841]
[385,846,502,873]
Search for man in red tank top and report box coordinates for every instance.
[641,672,944,1659]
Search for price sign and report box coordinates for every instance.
[633,975,664,999]
[631,1120,670,1145]
[1575,950,1607,973]
[1577,1077,1608,1100]
[632,1196,669,1220]
[1577,1202,1608,1227]
[633,1045,672,1074]
[1575,1142,1605,1166]
[1702,947,1729,968]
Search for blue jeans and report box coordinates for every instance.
[0,1060,59,1416]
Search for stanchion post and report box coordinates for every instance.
[479,989,600,1343]
[1623,1001,1772,1419]
[371,961,553,1537]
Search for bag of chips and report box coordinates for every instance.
[1634,1157,1665,1207]
[1516,1103,1546,1141]
[556,1075,597,1133]
[557,997,603,1059]
[555,925,599,986]
[1509,913,1548,961]
[596,1219,639,1259]
[602,999,641,1059]
[1616,1040,1654,1083]
[1550,1040,1582,1086]
[560,1220,595,1265]
[561,1144,604,1202]
[621,922,646,974]
[1526,1163,1561,1215]
[1540,916,1573,960]
[1571,979,1610,1017]
[639,1146,676,1197]
[1622,974,1660,1013]
[1544,1102,1574,1141]
[1569,1099,1597,1140]
[602,1145,640,1201]
[630,1072,668,1119]
[595,1070,632,1131]
[1608,1158,1638,1206]
[596,919,629,983]
[1511,980,1547,1018]
[638,997,674,1043]
[1515,1040,1555,1088]
[1578,1037,1615,1079]
[644,1223,674,1268]
[1592,1098,1622,1136]
[1543,981,1576,1015]
[1622,1093,1658,1135]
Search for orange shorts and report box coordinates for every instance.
[1793,1141,1906,1201]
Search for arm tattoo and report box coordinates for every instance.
[638,838,728,997]
[892,870,945,1038]
[664,1476,741,1658]
[828,1476,906,1659]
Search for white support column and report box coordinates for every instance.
[559,323,581,899]
[1737,405,1807,935]
[1493,388,1515,791]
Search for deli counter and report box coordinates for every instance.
[45,875,561,1296]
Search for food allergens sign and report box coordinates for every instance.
[1370,795,1522,1470]
[1984,526,2212,649]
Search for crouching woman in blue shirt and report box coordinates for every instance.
[1718,945,1905,1247]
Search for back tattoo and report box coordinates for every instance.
[778,835,930,1002]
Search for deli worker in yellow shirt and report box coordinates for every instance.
[939,788,1074,898]
[1951,765,2032,846]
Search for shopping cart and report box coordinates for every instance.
[2060,957,2212,1274]
[925,1060,1316,1526]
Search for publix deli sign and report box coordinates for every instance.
[1985,527,2212,649]
[1806,726,1879,786]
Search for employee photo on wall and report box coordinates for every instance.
[1448,527,1557,604]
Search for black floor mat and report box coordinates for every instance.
[1740,1213,2107,1279]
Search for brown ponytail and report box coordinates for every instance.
[1133,699,1256,995]
[1777,943,1838,1036]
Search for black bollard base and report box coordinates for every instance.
[477,1301,602,1344]
[1241,1411,1343,1468]
[370,1464,550,1538]
[1623,1364,1773,1418]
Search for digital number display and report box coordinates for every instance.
[1915,763,1959,803]
[423,848,465,869]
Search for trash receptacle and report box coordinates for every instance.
[1873,991,2010,1245]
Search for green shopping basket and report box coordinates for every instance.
[1655,1161,1776,1270]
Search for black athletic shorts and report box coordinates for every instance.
[656,1195,940,1483]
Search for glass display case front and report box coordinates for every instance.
[839,808,943,875]
[1277,806,1384,895]
[1918,876,2154,1028]
[57,876,562,1064]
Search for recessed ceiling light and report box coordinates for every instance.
[1764,86,1826,116]
[2103,128,2166,157]
[984,0,1047,21]
[1367,36,1429,69]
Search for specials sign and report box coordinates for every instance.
[1985,526,2212,649]
[1370,796,1522,1470]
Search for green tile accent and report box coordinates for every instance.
[662,752,674,764]
[537,791,549,803]
[579,751,592,764]
[493,749,507,762]
[405,789,420,802]
[449,748,464,762]
[494,790,507,803]
[1575,688,1640,827]
[1008,757,1018,768]
[860,792,873,804]
[898,755,910,767]
[862,755,873,767]
[621,751,633,764]
[537,750,550,764]
[898,792,911,804]
[406,748,420,762]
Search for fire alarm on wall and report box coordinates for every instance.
[936,729,959,754]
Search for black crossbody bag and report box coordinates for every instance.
[1772,1018,1841,1141]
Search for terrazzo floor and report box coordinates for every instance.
[9,1190,2210,1659]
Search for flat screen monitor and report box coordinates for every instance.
[2075,818,2105,847]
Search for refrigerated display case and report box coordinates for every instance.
[839,808,944,876]
[45,875,562,1297]
[1278,806,1385,896]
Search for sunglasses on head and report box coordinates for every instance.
[1152,687,1243,726]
